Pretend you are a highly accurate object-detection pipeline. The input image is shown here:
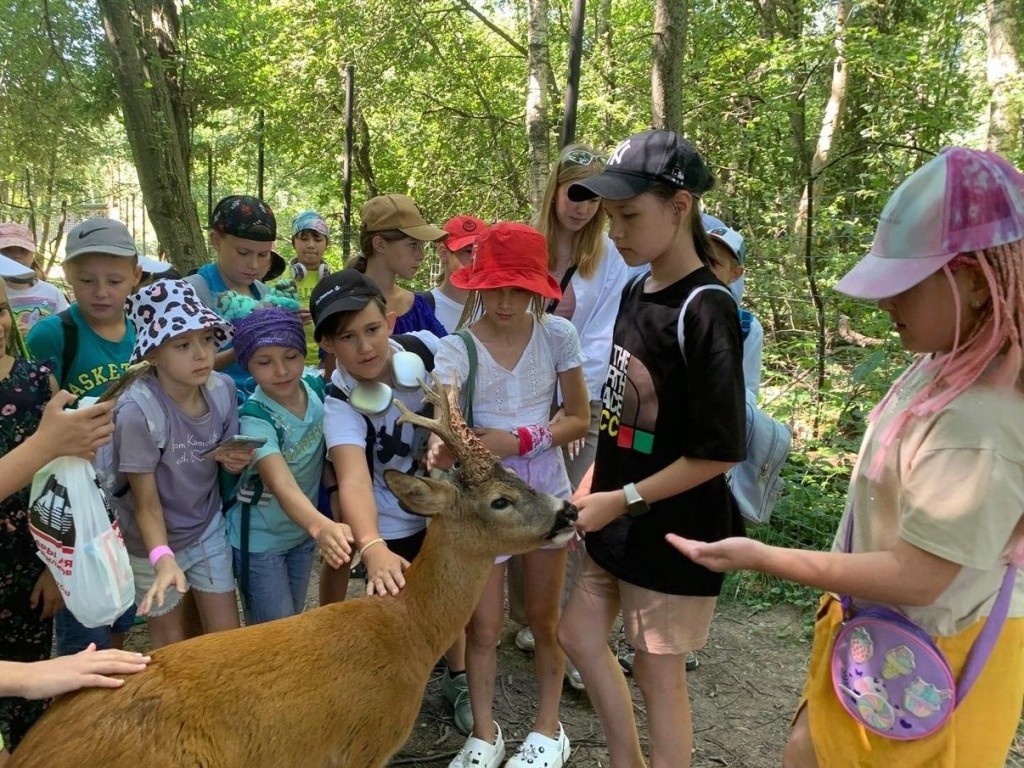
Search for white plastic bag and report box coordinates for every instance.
[28,456,135,628]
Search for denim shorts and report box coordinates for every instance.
[233,537,316,625]
[128,515,236,618]
[54,603,137,656]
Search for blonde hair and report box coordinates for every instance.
[534,144,607,280]
[455,290,546,331]
[865,240,1024,479]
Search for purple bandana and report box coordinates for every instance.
[232,307,306,371]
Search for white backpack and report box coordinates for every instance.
[676,284,792,525]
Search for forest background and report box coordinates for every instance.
[0,0,1022,610]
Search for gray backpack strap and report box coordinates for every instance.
[676,284,736,364]
[184,273,216,311]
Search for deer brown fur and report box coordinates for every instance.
[10,380,577,768]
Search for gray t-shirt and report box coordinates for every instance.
[114,373,238,556]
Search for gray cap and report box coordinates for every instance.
[65,218,138,261]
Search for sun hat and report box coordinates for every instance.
[836,147,1024,300]
[702,214,746,265]
[137,254,173,275]
[442,215,488,252]
[361,194,447,241]
[209,195,276,242]
[232,307,306,371]
[291,210,330,239]
[449,221,561,300]
[0,222,36,254]
[567,129,713,202]
[125,279,233,363]
[309,268,385,341]
[0,253,34,279]
[64,218,138,261]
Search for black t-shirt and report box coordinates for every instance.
[586,267,747,596]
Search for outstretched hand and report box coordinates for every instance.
[665,534,766,573]
[14,644,151,699]
[38,391,116,461]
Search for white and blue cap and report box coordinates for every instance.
[702,214,746,265]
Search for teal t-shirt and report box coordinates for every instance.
[26,303,135,397]
[226,377,326,554]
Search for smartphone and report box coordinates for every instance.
[199,435,268,458]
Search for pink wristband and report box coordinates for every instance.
[148,545,174,567]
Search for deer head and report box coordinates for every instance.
[386,373,577,557]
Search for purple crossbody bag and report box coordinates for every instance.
[830,518,1016,740]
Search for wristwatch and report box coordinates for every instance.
[622,482,650,518]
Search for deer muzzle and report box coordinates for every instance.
[546,501,578,541]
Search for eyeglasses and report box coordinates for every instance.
[562,149,606,167]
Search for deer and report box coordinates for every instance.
[10,376,578,768]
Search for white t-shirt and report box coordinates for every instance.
[7,279,68,335]
[434,315,584,431]
[429,287,465,334]
[323,343,431,540]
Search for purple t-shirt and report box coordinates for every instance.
[396,292,447,337]
[114,373,238,556]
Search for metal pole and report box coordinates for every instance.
[257,110,266,201]
[560,0,586,148]
[343,64,355,261]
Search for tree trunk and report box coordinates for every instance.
[986,0,1022,153]
[596,0,615,139]
[526,0,551,211]
[96,0,208,274]
[651,0,687,133]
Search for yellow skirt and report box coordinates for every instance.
[799,594,1024,768]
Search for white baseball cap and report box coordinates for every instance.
[0,253,35,279]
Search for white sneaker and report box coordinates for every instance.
[564,660,585,691]
[514,626,535,652]
[449,722,506,768]
[505,723,570,768]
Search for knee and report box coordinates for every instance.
[467,617,503,650]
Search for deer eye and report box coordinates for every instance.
[490,497,512,510]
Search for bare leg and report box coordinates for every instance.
[319,562,350,605]
[558,571,645,768]
[444,631,466,671]
[782,706,819,768]
[465,563,506,744]
[522,547,567,736]
[177,590,203,636]
[145,603,190,649]
[632,649,691,768]
[192,590,241,633]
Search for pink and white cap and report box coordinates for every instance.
[835,147,1024,299]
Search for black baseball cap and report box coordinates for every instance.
[310,268,385,340]
[567,130,713,202]
[209,195,277,242]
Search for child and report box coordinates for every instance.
[288,211,332,365]
[671,147,1024,768]
[429,222,589,768]
[26,217,142,656]
[702,214,764,397]
[0,278,62,755]
[185,195,276,394]
[428,214,487,333]
[349,193,448,338]
[0,222,68,335]
[556,129,747,768]
[114,279,252,648]
[312,269,471,733]
[226,307,353,624]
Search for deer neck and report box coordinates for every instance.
[397,518,494,656]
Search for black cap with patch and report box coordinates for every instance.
[309,268,385,340]
[567,130,713,202]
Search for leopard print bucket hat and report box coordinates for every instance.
[125,279,233,363]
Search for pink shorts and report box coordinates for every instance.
[575,553,717,655]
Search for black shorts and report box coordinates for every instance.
[385,528,427,563]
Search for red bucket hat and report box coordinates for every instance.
[450,222,562,300]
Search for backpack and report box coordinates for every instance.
[57,309,78,390]
[674,283,792,526]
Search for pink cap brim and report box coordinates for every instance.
[834,251,955,299]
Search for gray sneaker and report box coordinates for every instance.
[441,670,473,736]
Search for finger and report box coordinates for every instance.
[78,675,126,690]
[50,390,79,409]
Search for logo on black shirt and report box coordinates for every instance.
[600,344,658,454]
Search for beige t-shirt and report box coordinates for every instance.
[833,359,1024,636]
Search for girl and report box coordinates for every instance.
[671,147,1024,768]
[114,280,253,648]
[288,210,332,366]
[0,223,68,336]
[226,307,353,624]
[429,222,589,768]
[556,129,746,768]
[349,193,448,338]
[0,279,63,757]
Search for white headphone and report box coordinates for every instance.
[291,261,331,282]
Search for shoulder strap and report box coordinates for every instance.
[327,382,375,472]
[676,284,736,365]
[454,329,477,428]
[392,333,435,371]
[420,290,436,312]
[57,309,77,389]
[546,265,579,314]
[185,272,215,310]
[303,372,327,403]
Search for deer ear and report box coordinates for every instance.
[384,470,456,518]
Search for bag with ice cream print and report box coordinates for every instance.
[830,519,1016,740]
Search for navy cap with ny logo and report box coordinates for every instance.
[568,130,714,202]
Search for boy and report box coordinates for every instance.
[26,217,142,655]
[289,210,332,365]
[0,222,68,335]
[428,215,486,333]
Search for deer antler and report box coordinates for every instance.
[394,372,498,486]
